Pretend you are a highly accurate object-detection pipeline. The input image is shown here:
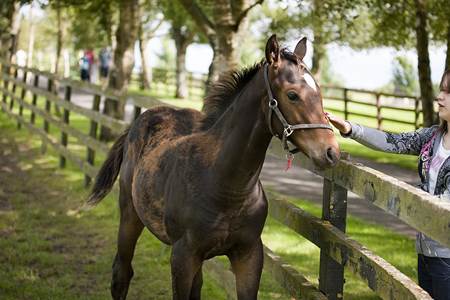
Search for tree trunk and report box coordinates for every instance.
[100,0,139,141]
[211,1,238,82]
[311,35,325,82]
[311,0,325,82]
[63,49,70,77]
[173,26,191,99]
[26,3,35,67]
[54,1,62,75]
[0,1,21,61]
[138,23,150,90]
[414,0,435,127]
[177,0,260,87]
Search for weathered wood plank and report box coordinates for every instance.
[267,191,432,300]
[268,142,450,249]
[263,246,327,300]
[2,89,109,155]
[322,84,419,100]
[9,68,18,111]
[0,101,98,178]
[319,179,348,299]
[30,73,39,124]
[0,60,123,101]
[1,63,10,105]
[60,85,71,168]
[0,75,127,133]
[85,94,102,187]
[126,92,167,109]
[1,59,176,110]
[18,69,28,129]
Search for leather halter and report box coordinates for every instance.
[263,63,333,156]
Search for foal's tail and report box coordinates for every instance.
[87,128,129,206]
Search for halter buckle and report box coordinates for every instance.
[269,99,278,108]
[284,126,293,137]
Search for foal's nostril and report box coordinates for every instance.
[326,147,339,165]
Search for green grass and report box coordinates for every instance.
[0,105,419,299]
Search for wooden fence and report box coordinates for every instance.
[321,86,422,130]
[1,60,449,300]
[131,68,423,131]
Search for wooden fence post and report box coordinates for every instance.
[133,105,142,121]
[343,88,348,120]
[85,94,101,187]
[9,68,18,111]
[60,85,71,168]
[188,72,193,98]
[30,74,39,124]
[18,69,28,129]
[319,174,348,300]
[415,98,420,130]
[1,63,10,107]
[41,78,53,153]
[375,93,381,130]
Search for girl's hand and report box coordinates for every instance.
[325,112,352,135]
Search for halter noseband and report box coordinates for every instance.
[263,63,333,157]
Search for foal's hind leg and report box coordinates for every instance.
[111,187,144,300]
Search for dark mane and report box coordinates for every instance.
[200,49,297,130]
[200,61,263,130]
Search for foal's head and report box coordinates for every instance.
[264,35,340,168]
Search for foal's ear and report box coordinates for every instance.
[265,34,280,65]
[294,37,307,61]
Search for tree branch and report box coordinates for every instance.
[233,0,263,30]
[177,0,215,37]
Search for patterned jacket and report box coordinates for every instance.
[344,122,450,258]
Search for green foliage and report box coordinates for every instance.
[428,0,450,43]
[18,12,59,54]
[67,0,118,50]
[367,0,416,49]
[391,56,419,95]
[155,37,176,68]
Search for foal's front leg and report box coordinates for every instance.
[228,239,264,300]
[171,238,203,300]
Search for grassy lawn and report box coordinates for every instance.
[0,98,419,299]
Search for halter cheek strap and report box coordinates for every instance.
[263,63,333,156]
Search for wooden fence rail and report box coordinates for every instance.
[132,68,423,131]
[46,62,426,131]
[1,60,447,300]
[321,85,422,130]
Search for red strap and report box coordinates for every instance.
[285,154,294,171]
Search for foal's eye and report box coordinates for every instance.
[287,91,299,102]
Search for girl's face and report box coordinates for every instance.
[437,72,450,122]
[437,90,450,122]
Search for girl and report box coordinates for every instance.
[327,70,450,300]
